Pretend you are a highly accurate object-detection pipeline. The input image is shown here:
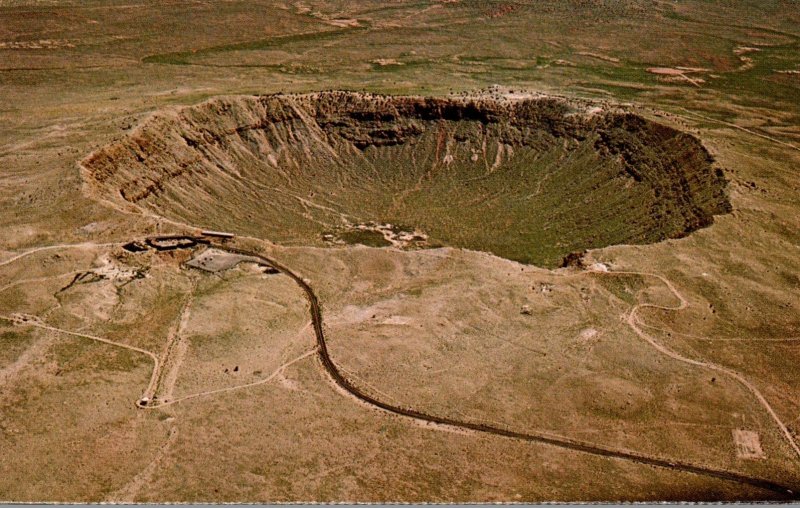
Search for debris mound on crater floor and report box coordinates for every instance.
[82,91,731,266]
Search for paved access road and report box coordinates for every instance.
[210,240,797,499]
[5,235,792,497]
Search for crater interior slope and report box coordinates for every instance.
[83,92,731,266]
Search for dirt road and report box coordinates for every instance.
[4,234,795,496]
[211,241,797,498]
[0,314,161,400]
[0,242,121,268]
[596,269,800,462]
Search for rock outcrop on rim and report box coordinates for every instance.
[81,91,731,266]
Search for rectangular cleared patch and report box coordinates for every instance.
[733,429,766,459]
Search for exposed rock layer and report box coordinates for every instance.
[82,92,731,266]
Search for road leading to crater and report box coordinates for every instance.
[169,237,797,499]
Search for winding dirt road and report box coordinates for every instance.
[2,235,797,497]
[599,269,800,462]
[211,241,797,498]
[57,93,800,497]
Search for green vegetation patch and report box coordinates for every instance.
[338,230,393,248]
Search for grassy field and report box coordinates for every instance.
[1,0,799,502]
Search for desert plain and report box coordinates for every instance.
[1,0,800,502]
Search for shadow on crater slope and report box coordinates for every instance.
[82,92,730,266]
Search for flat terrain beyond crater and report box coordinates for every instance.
[4,0,800,501]
[82,92,730,266]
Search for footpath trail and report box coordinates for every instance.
[144,348,317,409]
[213,242,798,498]
[677,108,800,153]
[0,314,161,400]
[151,279,198,404]
[0,242,122,268]
[594,269,800,462]
[2,233,796,497]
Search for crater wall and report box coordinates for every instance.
[82,92,731,266]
